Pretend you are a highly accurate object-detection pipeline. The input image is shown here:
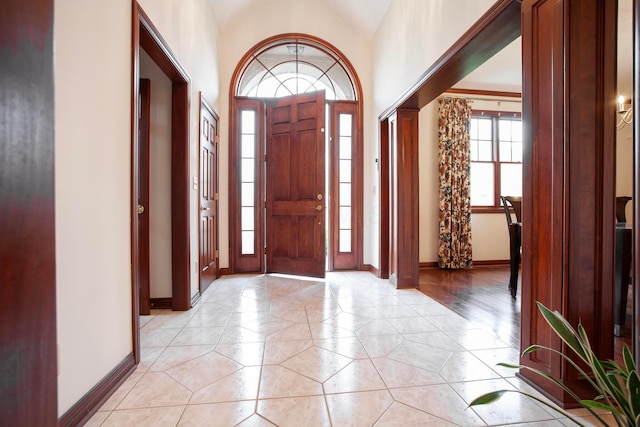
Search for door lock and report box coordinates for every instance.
[317,194,323,201]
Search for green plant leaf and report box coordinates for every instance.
[468,390,510,406]
[536,302,589,363]
[623,345,636,375]
[580,399,617,413]
[626,368,640,419]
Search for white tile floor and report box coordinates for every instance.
[86,272,615,426]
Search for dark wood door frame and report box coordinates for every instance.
[132,3,192,356]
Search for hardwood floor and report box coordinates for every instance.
[416,265,631,363]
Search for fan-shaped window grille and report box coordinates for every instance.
[236,39,357,101]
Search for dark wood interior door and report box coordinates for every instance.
[266,91,326,278]
[199,96,219,293]
[138,78,151,315]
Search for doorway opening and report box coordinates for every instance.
[131,4,192,360]
[229,34,364,277]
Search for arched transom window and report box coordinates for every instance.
[236,38,357,101]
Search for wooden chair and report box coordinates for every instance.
[501,196,522,298]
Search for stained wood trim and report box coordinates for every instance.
[445,88,522,98]
[138,78,151,316]
[191,292,202,307]
[58,353,136,426]
[634,0,640,361]
[1,0,57,423]
[378,118,390,279]
[379,0,521,118]
[362,264,380,276]
[149,298,173,310]
[220,267,232,275]
[131,0,142,366]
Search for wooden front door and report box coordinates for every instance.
[199,95,219,294]
[266,91,326,278]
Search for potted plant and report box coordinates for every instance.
[469,302,640,426]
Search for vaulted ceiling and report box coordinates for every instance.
[207,0,393,39]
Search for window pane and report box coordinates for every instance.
[470,162,494,206]
[478,140,493,161]
[499,141,513,162]
[339,114,352,137]
[477,118,492,140]
[470,118,478,139]
[339,206,351,229]
[241,182,254,206]
[511,142,523,162]
[241,207,254,231]
[500,163,522,197]
[241,159,255,182]
[241,134,255,158]
[499,120,512,142]
[339,160,351,183]
[339,137,351,159]
[339,230,351,252]
[470,140,479,161]
[340,183,351,206]
[241,231,254,255]
[511,120,522,142]
[241,110,255,134]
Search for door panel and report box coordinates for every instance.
[199,96,219,294]
[138,78,151,315]
[266,91,326,278]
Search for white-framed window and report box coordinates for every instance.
[469,111,522,208]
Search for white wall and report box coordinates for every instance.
[55,0,133,414]
[140,49,173,298]
[55,0,221,415]
[217,0,373,269]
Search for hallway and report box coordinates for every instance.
[86,272,611,426]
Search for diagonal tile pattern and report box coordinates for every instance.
[89,272,601,426]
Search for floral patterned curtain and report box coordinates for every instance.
[438,98,473,269]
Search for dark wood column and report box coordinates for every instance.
[1,0,57,424]
[389,109,420,288]
[520,0,617,407]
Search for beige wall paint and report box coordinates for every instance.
[140,49,173,298]
[55,0,221,415]
[55,0,133,414]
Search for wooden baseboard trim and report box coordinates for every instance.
[361,264,380,277]
[473,260,510,266]
[220,267,231,276]
[150,298,172,309]
[58,353,136,427]
[190,291,201,307]
[420,260,509,269]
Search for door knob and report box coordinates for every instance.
[137,204,145,214]
[315,204,323,211]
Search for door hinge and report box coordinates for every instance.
[215,135,219,143]
[215,250,219,258]
[264,247,267,254]
[214,192,219,201]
